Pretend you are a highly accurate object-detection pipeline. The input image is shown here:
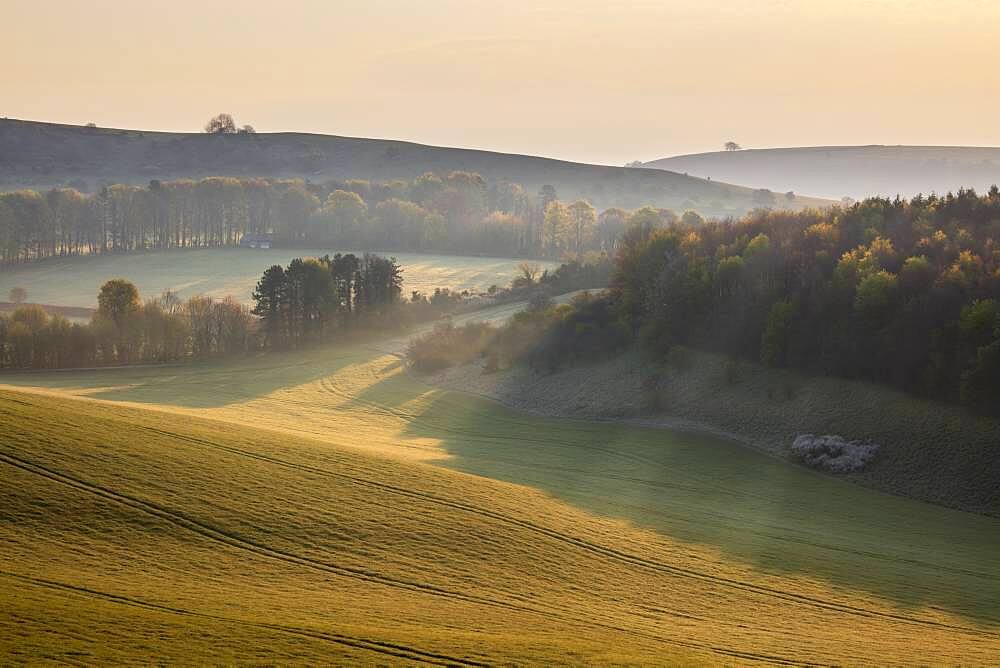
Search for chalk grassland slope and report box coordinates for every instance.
[645,146,1000,200]
[0,249,557,309]
[0,391,706,665]
[1,342,999,663]
[0,118,831,215]
[429,350,1000,517]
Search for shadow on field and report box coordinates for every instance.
[0,346,362,408]
[392,383,1000,626]
[3,341,998,626]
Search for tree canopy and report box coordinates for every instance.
[204,113,237,134]
[0,173,647,266]
[609,188,1000,415]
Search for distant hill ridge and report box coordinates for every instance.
[0,118,830,215]
[644,145,1000,200]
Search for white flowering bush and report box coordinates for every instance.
[791,434,879,473]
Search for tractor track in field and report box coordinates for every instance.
[52,420,1000,640]
[4,387,998,635]
[0,448,821,665]
[260,381,1000,587]
[316,374,681,471]
[0,450,552,617]
[315,367,883,514]
[1,571,487,666]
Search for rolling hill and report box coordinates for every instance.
[1,328,998,663]
[0,118,831,216]
[645,146,1000,200]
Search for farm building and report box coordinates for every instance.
[239,233,273,249]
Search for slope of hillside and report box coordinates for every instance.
[0,118,830,215]
[427,349,1000,516]
[0,389,703,664]
[1,334,999,663]
[3,385,1000,664]
[645,146,1000,200]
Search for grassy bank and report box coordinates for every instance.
[429,348,1000,516]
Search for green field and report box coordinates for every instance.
[0,249,557,308]
[2,327,998,663]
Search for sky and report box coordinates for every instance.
[5,0,1000,165]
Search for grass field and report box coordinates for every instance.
[430,349,1000,516]
[2,328,999,663]
[0,249,557,308]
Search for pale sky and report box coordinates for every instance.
[5,0,1000,164]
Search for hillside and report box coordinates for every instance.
[0,389,707,664]
[428,349,1000,516]
[645,145,1000,200]
[1,335,999,663]
[0,118,830,216]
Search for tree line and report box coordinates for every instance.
[0,280,255,369]
[0,173,685,266]
[0,245,615,372]
[412,188,1000,416]
[0,253,412,369]
[252,253,403,349]
[609,188,1000,414]
[407,291,626,375]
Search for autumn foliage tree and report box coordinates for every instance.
[0,280,255,369]
[0,173,657,266]
[609,188,1000,414]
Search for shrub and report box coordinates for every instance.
[526,294,629,372]
[791,434,880,473]
[638,319,673,359]
[406,321,496,374]
[760,300,795,367]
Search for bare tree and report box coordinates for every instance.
[205,113,237,134]
[724,141,742,152]
[238,124,256,135]
[517,261,540,283]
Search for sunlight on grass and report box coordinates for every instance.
[4,339,998,629]
[4,342,1000,658]
[2,381,999,664]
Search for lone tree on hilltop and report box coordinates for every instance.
[724,141,742,152]
[204,113,238,134]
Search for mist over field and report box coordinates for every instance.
[0,249,557,309]
[2,1,999,665]
[646,145,1000,200]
